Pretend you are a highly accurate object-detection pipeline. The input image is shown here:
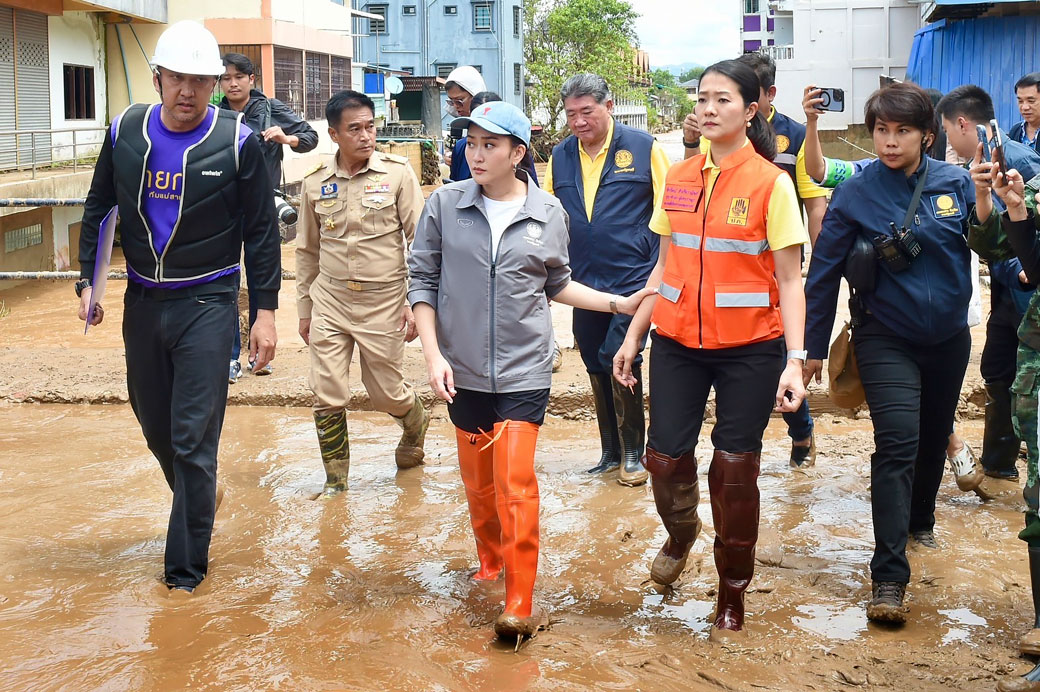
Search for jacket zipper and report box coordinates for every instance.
[697,169,715,349]
[489,259,498,393]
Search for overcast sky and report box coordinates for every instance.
[631,0,741,69]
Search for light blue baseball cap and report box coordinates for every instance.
[451,101,531,147]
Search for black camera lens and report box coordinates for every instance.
[820,92,831,108]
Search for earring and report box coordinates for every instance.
[746,120,752,128]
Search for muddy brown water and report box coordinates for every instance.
[0,406,1036,691]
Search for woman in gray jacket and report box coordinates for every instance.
[408,101,653,640]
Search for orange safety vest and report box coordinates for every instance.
[651,144,785,350]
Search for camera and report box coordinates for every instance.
[872,222,922,273]
[818,88,845,112]
[273,189,298,226]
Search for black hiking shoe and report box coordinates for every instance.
[909,530,939,549]
[866,581,908,624]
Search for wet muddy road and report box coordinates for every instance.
[0,405,1035,691]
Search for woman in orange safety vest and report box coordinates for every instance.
[614,59,808,641]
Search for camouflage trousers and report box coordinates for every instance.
[1012,342,1040,545]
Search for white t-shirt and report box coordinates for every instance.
[482,195,525,260]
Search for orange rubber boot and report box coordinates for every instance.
[455,427,503,581]
[491,420,546,639]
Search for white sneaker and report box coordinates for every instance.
[229,360,242,384]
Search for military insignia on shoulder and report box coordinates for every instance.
[775,135,790,153]
[304,161,327,178]
[614,149,634,169]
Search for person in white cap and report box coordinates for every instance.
[75,20,281,596]
[444,65,487,181]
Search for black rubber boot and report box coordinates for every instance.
[614,369,648,486]
[587,373,621,474]
[1020,546,1040,656]
[981,383,1021,479]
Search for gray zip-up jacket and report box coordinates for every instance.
[408,179,571,393]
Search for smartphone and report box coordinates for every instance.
[976,124,991,160]
[991,118,1007,183]
[818,88,845,112]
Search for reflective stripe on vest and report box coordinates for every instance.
[704,237,769,255]
[671,232,700,249]
[716,292,770,308]
[659,280,682,303]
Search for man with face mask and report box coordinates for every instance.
[75,21,281,595]
[444,65,487,182]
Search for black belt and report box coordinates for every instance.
[126,274,237,301]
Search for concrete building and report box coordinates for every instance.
[352,0,525,122]
[751,0,922,128]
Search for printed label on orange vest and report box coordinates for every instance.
[662,184,702,212]
[727,197,750,226]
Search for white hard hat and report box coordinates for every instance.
[150,20,224,77]
[445,65,486,96]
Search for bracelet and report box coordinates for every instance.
[609,295,620,314]
[683,138,700,149]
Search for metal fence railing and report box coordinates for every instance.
[0,127,108,180]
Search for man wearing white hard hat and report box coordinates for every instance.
[444,65,486,181]
[76,20,281,596]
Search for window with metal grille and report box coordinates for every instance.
[473,2,492,31]
[437,63,456,79]
[305,52,331,121]
[514,63,521,94]
[444,5,457,14]
[274,47,304,117]
[4,224,42,253]
[403,5,416,14]
[401,66,414,75]
[63,65,94,120]
[513,5,521,36]
[369,5,388,34]
[744,0,759,14]
[331,55,351,93]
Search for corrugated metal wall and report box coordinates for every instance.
[907,16,1040,128]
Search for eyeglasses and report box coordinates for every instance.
[445,96,470,108]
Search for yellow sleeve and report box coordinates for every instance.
[649,142,672,210]
[649,195,672,236]
[543,155,555,196]
[766,173,809,250]
[795,143,828,199]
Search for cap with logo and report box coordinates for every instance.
[450,101,531,147]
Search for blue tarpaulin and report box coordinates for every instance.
[906,16,1040,128]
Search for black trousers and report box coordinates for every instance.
[981,288,1021,387]
[447,388,550,434]
[122,279,236,588]
[853,319,970,584]
[573,308,646,375]
[646,331,784,457]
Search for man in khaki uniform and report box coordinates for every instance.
[297,90,429,496]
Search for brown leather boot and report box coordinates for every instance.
[645,447,701,585]
[708,450,760,641]
[455,428,503,581]
[491,421,547,639]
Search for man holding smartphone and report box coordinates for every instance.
[939,85,1040,484]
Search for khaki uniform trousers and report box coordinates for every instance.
[309,275,414,418]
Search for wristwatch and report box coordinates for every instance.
[787,349,808,362]
[74,278,91,297]
[683,138,701,149]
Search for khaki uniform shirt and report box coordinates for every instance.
[296,150,424,319]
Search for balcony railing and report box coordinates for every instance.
[759,44,794,61]
[0,127,108,180]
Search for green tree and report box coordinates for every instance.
[678,66,705,84]
[524,0,640,138]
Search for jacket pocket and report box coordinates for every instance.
[1011,366,1040,444]
[314,199,346,238]
[713,281,775,346]
[652,271,688,338]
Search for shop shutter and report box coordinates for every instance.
[13,9,51,168]
[0,8,16,169]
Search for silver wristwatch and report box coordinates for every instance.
[787,349,808,362]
